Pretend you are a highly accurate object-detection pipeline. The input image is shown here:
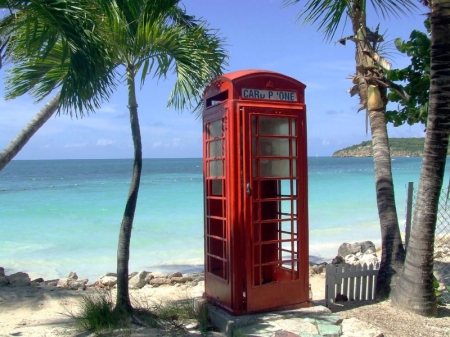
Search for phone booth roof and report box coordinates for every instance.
[203,70,306,112]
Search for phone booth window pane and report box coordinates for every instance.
[209,160,223,177]
[253,159,258,177]
[291,118,296,136]
[292,159,297,177]
[291,139,297,157]
[259,117,289,135]
[209,140,222,158]
[260,138,289,156]
[212,179,223,195]
[252,116,257,135]
[280,179,292,197]
[293,180,298,197]
[209,120,222,139]
[260,159,290,177]
[252,137,257,156]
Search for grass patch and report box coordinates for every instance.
[68,291,131,335]
[68,290,213,336]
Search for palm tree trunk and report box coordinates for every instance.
[115,69,142,313]
[352,3,405,298]
[391,0,450,316]
[367,88,405,298]
[0,92,60,171]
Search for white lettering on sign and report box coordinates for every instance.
[242,88,297,101]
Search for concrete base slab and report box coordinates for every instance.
[206,304,332,337]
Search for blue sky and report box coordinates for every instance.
[0,1,429,160]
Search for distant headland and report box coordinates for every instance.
[332,137,439,157]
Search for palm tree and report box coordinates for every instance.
[85,0,227,312]
[0,0,116,171]
[391,0,450,316]
[284,0,416,298]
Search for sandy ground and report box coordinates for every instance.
[0,274,449,337]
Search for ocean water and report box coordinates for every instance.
[0,157,444,281]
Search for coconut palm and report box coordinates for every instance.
[83,0,227,312]
[391,0,450,316]
[284,0,416,298]
[0,0,116,171]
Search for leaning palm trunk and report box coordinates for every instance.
[391,0,450,316]
[0,92,60,171]
[351,3,405,298]
[115,69,142,313]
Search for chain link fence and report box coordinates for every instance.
[405,181,450,304]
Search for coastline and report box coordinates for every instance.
[3,256,333,284]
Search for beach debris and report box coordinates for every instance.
[338,241,376,257]
[331,256,345,265]
[6,272,31,287]
[168,271,183,278]
[129,271,149,289]
[309,262,327,275]
[0,267,8,286]
[150,277,172,287]
[57,272,88,290]
[97,275,117,288]
[336,241,379,266]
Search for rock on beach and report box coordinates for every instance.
[0,267,205,292]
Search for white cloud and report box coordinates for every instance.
[98,104,118,114]
[152,138,183,149]
[171,138,181,148]
[64,142,88,148]
[96,139,115,146]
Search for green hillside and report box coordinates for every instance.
[332,137,442,157]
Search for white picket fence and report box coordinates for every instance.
[325,263,380,307]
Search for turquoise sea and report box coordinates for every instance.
[0,157,444,282]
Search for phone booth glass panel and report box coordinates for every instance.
[204,118,228,281]
[203,70,310,315]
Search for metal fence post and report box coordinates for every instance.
[405,182,414,252]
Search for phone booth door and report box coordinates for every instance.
[242,107,309,312]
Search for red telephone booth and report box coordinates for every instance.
[202,70,310,315]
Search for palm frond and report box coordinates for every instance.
[370,0,417,19]
[284,0,350,40]
[2,0,120,116]
[284,0,418,41]
[5,39,119,116]
[108,2,227,112]
[137,20,227,111]
[165,23,228,112]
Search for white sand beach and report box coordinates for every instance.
[1,271,449,337]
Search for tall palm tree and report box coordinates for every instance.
[85,0,227,312]
[391,0,450,316]
[284,0,416,298]
[0,0,116,171]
